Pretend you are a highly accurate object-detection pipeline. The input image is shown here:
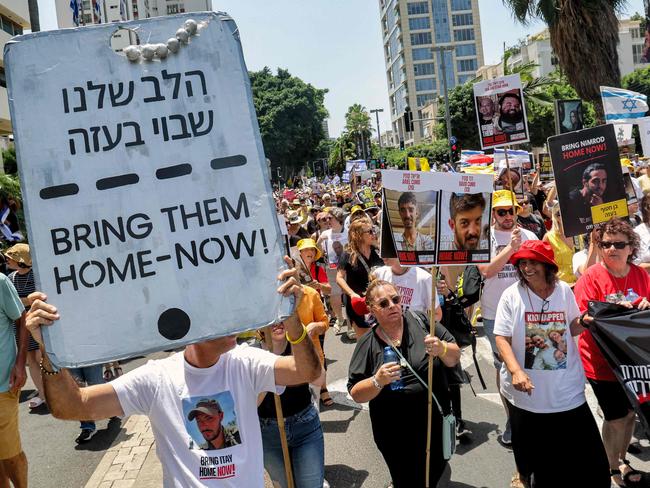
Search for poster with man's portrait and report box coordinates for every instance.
[380,170,493,265]
[548,125,627,237]
[473,74,530,150]
[555,99,584,134]
[493,154,525,196]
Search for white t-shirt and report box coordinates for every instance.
[634,223,650,264]
[480,227,538,320]
[112,345,278,488]
[373,266,435,314]
[319,229,348,270]
[494,281,584,413]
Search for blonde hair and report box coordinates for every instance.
[348,219,374,266]
[365,279,397,308]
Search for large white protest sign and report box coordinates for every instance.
[5,13,291,367]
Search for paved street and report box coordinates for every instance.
[19,323,650,487]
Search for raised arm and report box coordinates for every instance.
[26,292,124,421]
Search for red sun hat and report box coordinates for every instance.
[351,296,370,316]
[508,240,558,271]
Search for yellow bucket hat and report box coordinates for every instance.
[492,190,522,210]
[296,238,322,260]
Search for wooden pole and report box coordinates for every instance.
[503,146,517,211]
[425,267,437,487]
[263,326,295,488]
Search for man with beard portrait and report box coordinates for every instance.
[497,92,524,134]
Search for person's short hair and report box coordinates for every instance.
[582,163,606,183]
[498,92,522,107]
[327,207,345,225]
[449,193,486,220]
[593,217,640,263]
[397,192,417,208]
[365,279,398,308]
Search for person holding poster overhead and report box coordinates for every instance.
[24,261,323,488]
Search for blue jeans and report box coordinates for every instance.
[68,365,104,430]
[260,404,324,488]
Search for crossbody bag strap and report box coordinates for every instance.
[376,323,445,416]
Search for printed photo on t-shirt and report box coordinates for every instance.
[326,235,347,269]
[183,392,241,452]
[524,311,568,371]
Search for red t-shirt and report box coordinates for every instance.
[310,263,328,284]
[573,262,650,381]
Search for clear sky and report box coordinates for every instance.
[37,0,645,138]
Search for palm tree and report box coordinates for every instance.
[503,0,625,122]
[28,0,40,32]
[345,104,373,160]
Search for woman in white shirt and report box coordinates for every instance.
[493,240,609,487]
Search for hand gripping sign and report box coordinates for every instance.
[5,13,292,367]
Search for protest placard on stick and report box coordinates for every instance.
[6,13,291,367]
[548,125,627,238]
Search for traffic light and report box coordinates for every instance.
[404,107,414,133]
[399,139,405,150]
[451,141,460,162]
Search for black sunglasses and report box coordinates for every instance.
[377,295,400,309]
[599,241,629,250]
[496,208,515,217]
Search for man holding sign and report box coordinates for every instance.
[25,261,321,488]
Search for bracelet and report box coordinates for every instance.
[286,324,308,345]
[440,341,448,358]
[371,376,382,390]
[39,358,60,376]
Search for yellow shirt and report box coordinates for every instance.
[638,174,650,195]
[545,230,577,285]
[297,286,329,363]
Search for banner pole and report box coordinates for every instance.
[504,146,517,211]
[425,266,437,487]
[263,327,295,488]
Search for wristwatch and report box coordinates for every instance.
[371,376,382,390]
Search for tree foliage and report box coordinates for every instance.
[502,0,625,121]
[2,146,16,175]
[249,67,328,176]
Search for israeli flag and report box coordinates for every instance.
[70,0,79,26]
[94,0,103,23]
[601,86,649,122]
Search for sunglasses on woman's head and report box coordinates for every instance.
[599,241,629,250]
[495,208,514,217]
[376,295,401,309]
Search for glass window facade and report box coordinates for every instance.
[411,32,432,45]
[409,17,431,30]
[456,44,476,57]
[414,62,435,75]
[407,1,429,15]
[452,13,473,26]
[417,94,435,107]
[416,78,436,91]
[413,47,434,60]
[432,0,451,43]
[457,58,477,72]
[451,0,472,11]
[437,50,456,90]
[454,28,475,42]
[458,74,474,84]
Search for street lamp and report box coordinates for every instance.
[432,45,455,166]
[370,108,384,164]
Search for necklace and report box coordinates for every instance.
[525,285,552,324]
[378,325,403,347]
[603,264,629,294]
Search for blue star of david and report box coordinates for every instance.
[622,98,638,111]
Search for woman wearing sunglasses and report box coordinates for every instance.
[494,240,609,487]
[574,217,650,487]
[336,219,384,340]
[348,279,460,487]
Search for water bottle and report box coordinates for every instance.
[626,288,640,302]
[383,346,404,390]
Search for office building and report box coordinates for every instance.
[379,0,484,145]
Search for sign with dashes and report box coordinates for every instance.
[5,12,291,367]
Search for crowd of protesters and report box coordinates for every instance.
[4,159,650,488]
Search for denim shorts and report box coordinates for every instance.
[482,318,502,368]
[259,404,324,488]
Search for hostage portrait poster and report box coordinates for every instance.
[380,170,492,266]
[548,125,627,238]
[473,74,530,150]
